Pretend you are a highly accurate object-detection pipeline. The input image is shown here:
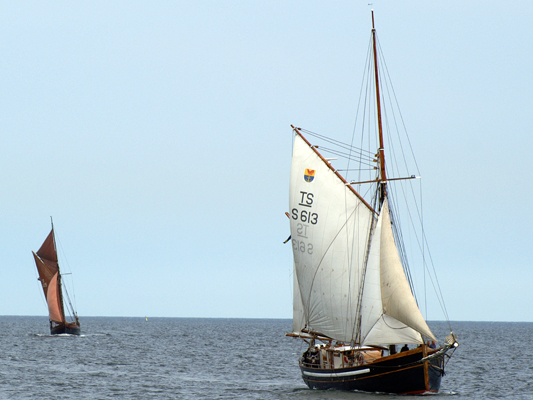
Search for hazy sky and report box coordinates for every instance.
[1,1,532,322]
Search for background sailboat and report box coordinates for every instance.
[286,11,458,394]
[32,220,80,335]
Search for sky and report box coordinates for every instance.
[1,1,532,323]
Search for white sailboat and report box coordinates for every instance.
[286,11,458,394]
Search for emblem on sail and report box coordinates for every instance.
[304,169,315,182]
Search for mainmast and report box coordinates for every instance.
[371,10,387,207]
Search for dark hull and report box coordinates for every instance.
[301,348,444,395]
[50,322,80,336]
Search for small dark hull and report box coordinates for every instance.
[51,322,81,336]
[301,347,444,395]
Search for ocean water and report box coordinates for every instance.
[0,317,530,399]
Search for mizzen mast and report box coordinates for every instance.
[371,10,387,206]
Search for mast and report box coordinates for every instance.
[371,10,387,207]
[350,10,388,346]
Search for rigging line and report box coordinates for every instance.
[62,286,77,320]
[364,31,380,212]
[338,168,376,172]
[375,37,437,314]
[390,178,426,308]
[352,208,378,345]
[409,180,451,327]
[343,189,354,341]
[316,146,375,164]
[374,37,415,210]
[421,225,451,325]
[55,234,78,316]
[392,178,450,325]
[377,35,429,268]
[317,143,373,156]
[388,200,417,301]
[302,137,375,164]
[354,38,378,190]
[324,156,374,169]
[349,33,375,181]
[421,183,428,322]
[377,80,417,297]
[376,36,412,182]
[300,129,376,157]
[317,144,375,159]
[349,34,376,343]
[377,40,428,265]
[422,251,450,325]
[388,185,430,314]
[379,43,422,177]
[394,179,450,324]
[342,159,370,341]
[367,48,380,213]
[386,159,451,329]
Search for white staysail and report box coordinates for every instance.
[290,131,436,344]
[361,198,436,345]
[378,199,436,341]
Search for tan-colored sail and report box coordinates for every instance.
[46,273,65,323]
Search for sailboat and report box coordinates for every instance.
[287,12,458,395]
[32,220,80,335]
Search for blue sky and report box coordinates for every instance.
[1,1,532,322]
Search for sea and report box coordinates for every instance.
[0,317,531,399]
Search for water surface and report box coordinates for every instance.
[0,317,529,399]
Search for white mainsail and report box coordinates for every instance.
[289,133,374,342]
[290,131,436,344]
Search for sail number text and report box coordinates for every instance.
[291,191,316,254]
[291,209,318,224]
[291,191,318,224]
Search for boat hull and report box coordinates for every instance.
[300,349,444,395]
[51,322,81,336]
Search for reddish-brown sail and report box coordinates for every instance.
[32,229,65,324]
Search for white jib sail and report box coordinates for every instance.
[361,198,436,345]
[377,199,436,341]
